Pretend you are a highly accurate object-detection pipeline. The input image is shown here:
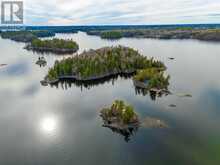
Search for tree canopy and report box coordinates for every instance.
[46,46,165,81]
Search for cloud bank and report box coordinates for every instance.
[21,0,220,25]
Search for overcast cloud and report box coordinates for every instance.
[16,0,220,25]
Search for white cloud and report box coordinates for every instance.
[21,0,220,25]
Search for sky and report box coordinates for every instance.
[5,0,220,25]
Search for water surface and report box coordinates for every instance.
[1,32,220,165]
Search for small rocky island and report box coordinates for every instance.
[141,117,168,128]
[25,38,79,54]
[36,57,47,67]
[0,64,7,68]
[100,100,168,141]
[100,100,139,142]
[133,68,170,94]
[44,46,165,84]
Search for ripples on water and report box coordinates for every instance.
[1,32,220,165]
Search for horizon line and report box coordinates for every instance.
[1,23,220,27]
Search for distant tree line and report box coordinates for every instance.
[101,31,123,39]
[0,30,55,42]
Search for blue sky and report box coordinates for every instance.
[22,0,220,25]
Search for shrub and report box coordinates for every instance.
[101,100,138,124]
[134,68,170,89]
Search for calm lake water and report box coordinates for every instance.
[1,32,220,165]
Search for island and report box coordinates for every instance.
[87,28,220,42]
[100,31,123,39]
[141,117,168,128]
[100,100,139,142]
[44,46,166,84]
[0,64,7,68]
[36,57,47,67]
[100,100,168,141]
[25,38,79,54]
[0,30,55,42]
[133,68,170,94]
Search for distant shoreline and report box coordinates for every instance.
[2,24,220,42]
[2,24,220,32]
[86,29,220,42]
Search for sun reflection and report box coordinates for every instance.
[40,116,58,135]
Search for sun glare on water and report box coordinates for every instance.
[40,116,58,135]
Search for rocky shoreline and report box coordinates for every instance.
[133,79,149,89]
[25,45,79,54]
[0,64,7,67]
[133,79,171,95]
[42,70,136,85]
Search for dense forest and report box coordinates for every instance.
[46,46,165,81]
[87,28,220,41]
[101,31,123,39]
[2,26,220,43]
[30,38,79,50]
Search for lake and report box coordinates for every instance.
[1,32,220,165]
